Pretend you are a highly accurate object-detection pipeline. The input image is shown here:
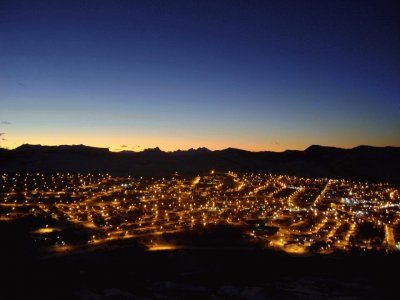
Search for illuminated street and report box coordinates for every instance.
[1,171,398,255]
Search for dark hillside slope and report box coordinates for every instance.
[0,144,399,182]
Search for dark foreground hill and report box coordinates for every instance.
[1,217,399,299]
[0,144,399,182]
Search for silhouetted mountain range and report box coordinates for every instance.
[0,144,399,182]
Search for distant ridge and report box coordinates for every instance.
[1,144,399,182]
[172,147,212,155]
[15,144,110,153]
[304,144,345,153]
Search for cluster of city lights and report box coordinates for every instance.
[1,171,399,254]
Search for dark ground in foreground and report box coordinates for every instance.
[2,240,399,300]
[1,218,398,299]
[1,217,399,299]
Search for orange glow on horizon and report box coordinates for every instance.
[1,132,288,152]
[2,130,398,153]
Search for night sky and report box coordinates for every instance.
[1,0,399,151]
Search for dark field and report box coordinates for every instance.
[2,219,398,300]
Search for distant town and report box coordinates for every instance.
[1,171,399,255]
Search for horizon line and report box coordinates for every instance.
[2,143,399,154]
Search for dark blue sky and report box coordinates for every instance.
[1,0,399,151]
